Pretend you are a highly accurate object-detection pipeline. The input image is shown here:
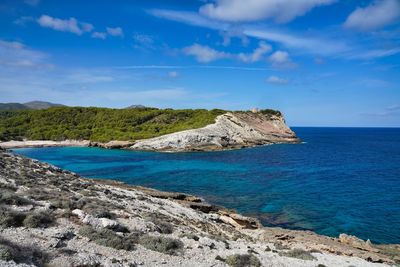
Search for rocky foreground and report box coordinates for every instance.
[0,111,300,152]
[0,148,399,267]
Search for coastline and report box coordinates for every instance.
[0,112,301,152]
[0,138,300,151]
[0,147,398,266]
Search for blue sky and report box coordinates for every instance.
[0,0,399,126]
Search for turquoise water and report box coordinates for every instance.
[14,127,400,244]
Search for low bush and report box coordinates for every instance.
[0,190,31,206]
[226,254,261,267]
[83,203,116,219]
[138,235,183,255]
[278,249,316,261]
[152,219,174,234]
[23,212,54,228]
[0,244,13,261]
[78,226,137,251]
[0,209,26,227]
[179,233,199,241]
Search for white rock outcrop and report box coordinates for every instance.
[130,112,300,151]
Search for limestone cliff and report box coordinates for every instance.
[131,112,300,152]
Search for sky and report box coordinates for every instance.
[0,0,399,127]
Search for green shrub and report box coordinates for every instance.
[83,203,116,219]
[226,254,261,267]
[78,226,137,251]
[179,233,199,241]
[23,212,54,228]
[0,210,26,227]
[259,109,282,117]
[152,219,174,234]
[0,244,13,261]
[279,249,316,261]
[138,235,183,255]
[0,190,31,206]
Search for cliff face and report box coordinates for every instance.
[131,112,300,152]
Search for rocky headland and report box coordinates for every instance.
[0,147,399,267]
[130,112,300,152]
[0,111,300,152]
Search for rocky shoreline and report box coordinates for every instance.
[0,112,301,152]
[0,147,399,266]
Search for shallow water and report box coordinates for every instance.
[14,127,400,244]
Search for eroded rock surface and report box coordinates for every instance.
[131,112,300,151]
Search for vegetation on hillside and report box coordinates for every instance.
[0,107,226,142]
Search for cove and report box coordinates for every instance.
[13,127,400,244]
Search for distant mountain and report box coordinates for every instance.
[125,105,148,109]
[0,101,64,110]
[23,101,64,110]
[0,103,30,111]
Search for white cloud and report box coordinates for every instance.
[0,40,51,69]
[148,9,229,31]
[149,9,350,57]
[168,71,179,78]
[344,0,400,32]
[37,15,93,35]
[220,30,249,47]
[238,41,271,63]
[199,0,336,23]
[91,32,107,39]
[183,44,231,63]
[132,33,156,50]
[267,75,288,85]
[106,27,123,37]
[268,50,296,68]
[347,47,400,60]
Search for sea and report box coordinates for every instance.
[13,127,400,244]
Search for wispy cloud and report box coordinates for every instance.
[167,71,179,78]
[0,40,51,69]
[344,0,400,32]
[148,9,229,31]
[91,32,107,39]
[114,65,270,71]
[199,0,336,23]
[267,75,289,85]
[238,41,271,63]
[361,104,400,117]
[92,27,124,39]
[183,44,231,63]
[268,51,296,68]
[106,27,123,37]
[149,8,400,60]
[37,15,93,35]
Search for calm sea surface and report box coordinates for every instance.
[14,127,400,244]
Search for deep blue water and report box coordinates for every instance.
[13,127,400,244]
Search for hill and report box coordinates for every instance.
[0,106,226,142]
[0,101,64,110]
[23,101,64,110]
[0,103,30,111]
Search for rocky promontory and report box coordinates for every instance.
[128,111,300,151]
[0,148,398,266]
